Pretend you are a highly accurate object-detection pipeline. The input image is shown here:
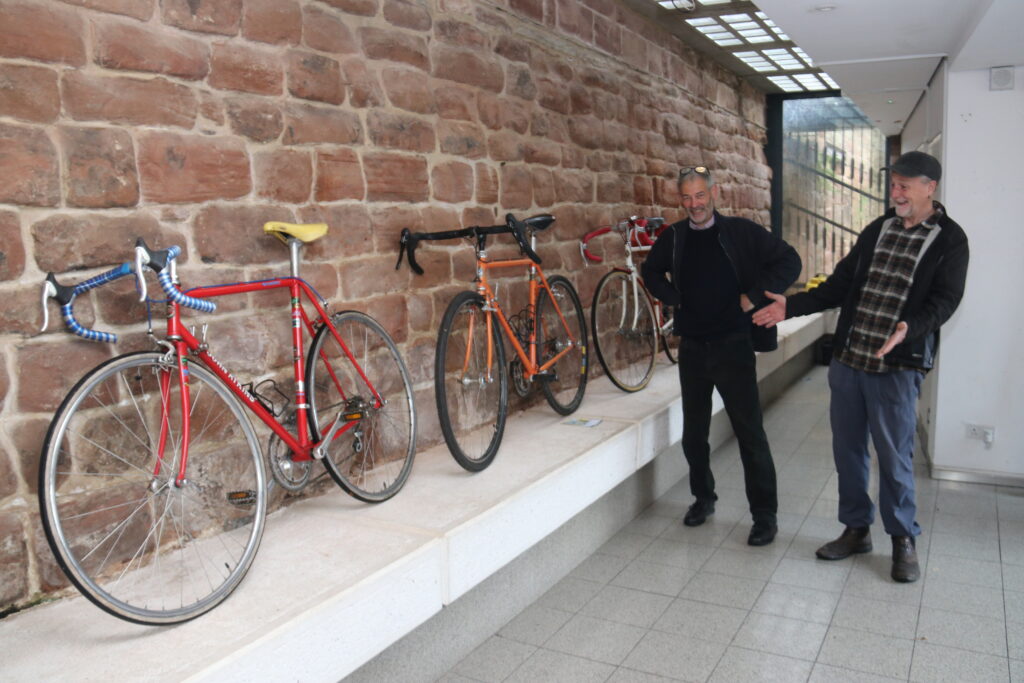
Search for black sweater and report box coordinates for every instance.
[786,207,969,371]
[641,212,802,351]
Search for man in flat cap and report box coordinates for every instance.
[753,151,969,582]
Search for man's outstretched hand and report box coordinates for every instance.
[752,291,786,327]
[876,321,908,358]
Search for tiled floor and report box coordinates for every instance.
[439,365,1024,682]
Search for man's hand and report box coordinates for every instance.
[876,321,908,358]
[752,291,786,327]
[739,293,754,312]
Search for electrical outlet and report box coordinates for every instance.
[965,423,996,445]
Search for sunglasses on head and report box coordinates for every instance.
[678,166,710,180]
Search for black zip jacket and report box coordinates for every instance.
[785,206,969,371]
[641,212,802,351]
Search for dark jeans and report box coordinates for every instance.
[678,334,777,524]
[828,360,923,537]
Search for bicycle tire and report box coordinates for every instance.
[656,301,679,364]
[435,291,508,472]
[590,270,658,392]
[307,311,416,503]
[39,351,266,626]
[538,275,588,414]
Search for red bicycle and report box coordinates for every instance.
[37,223,416,625]
[581,216,678,392]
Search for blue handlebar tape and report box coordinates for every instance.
[157,270,216,313]
[73,262,133,295]
[62,303,117,343]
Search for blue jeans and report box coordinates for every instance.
[828,360,923,537]
[679,334,777,524]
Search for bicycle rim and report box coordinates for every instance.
[591,270,657,392]
[435,291,508,471]
[538,276,588,414]
[307,311,416,503]
[39,352,266,625]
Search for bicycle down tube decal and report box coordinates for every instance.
[203,352,257,404]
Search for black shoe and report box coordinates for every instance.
[891,535,920,583]
[815,526,872,560]
[748,521,778,546]
[683,499,715,527]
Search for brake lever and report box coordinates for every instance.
[133,243,150,302]
[40,279,55,332]
[396,229,409,270]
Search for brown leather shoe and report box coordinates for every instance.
[815,526,872,560]
[891,535,920,583]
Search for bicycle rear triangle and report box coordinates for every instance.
[398,213,588,471]
[38,226,416,625]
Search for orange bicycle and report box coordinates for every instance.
[397,213,588,471]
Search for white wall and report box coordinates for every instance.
[933,65,1024,482]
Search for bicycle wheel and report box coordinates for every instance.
[537,275,588,414]
[656,301,679,364]
[307,311,416,503]
[39,351,266,625]
[435,291,508,471]
[590,270,658,392]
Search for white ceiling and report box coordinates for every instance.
[753,0,1024,136]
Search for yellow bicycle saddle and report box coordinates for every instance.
[263,221,329,243]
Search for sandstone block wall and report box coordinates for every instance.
[0,0,769,613]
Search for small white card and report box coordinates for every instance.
[562,417,602,427]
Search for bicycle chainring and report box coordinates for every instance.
[267,417,312,492]
[510,358,531,397]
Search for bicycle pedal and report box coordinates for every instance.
[226,490,257,507]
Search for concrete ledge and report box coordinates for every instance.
[0,315,826,682]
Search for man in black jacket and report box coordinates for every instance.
[754,151,969,582]
[642,166,801,546]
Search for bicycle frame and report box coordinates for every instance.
[472,254,579,383]
[157,275,377,484]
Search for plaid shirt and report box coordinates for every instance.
[839,203,945,373]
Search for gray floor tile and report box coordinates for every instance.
[451,636,537,683]
[753,581,839,624]
[1006,590,1024,624]
[808,663,905,682]
[658,517,737,547]
[678,571,766,609]
[844,556,924,605]
[505,648,616,683]
[732,612,828,661]
[917,606,1007,657]
[536,576,604,613]
[1008,620,1024,660]
[925,551,1003,589]
[579,585,674,629]
[1005,564,1024,594]
[817,626,914,679]
[606,668,681,683]
[435,674,482,683]
[570,552,631,584]
[1011,658,1024,683]
[623,511,677,538]
[598,530,656,560]
[621,630,727,681]
[930,510,999,536]
[702,546,783,581]
[709,646,813,683]
[831,593,920,639]
[498,604,574,647]
[638,537,716,570]
[652,597,748,644]
[928,529,1001,562]
[545,614,647,665]
[611,558,694,597]
[772,556,850,593]
[909,641,1010,682]
[922,577,1003,617]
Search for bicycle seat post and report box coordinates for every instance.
[287,238,303,278]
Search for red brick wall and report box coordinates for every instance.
[0,0,768,612]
